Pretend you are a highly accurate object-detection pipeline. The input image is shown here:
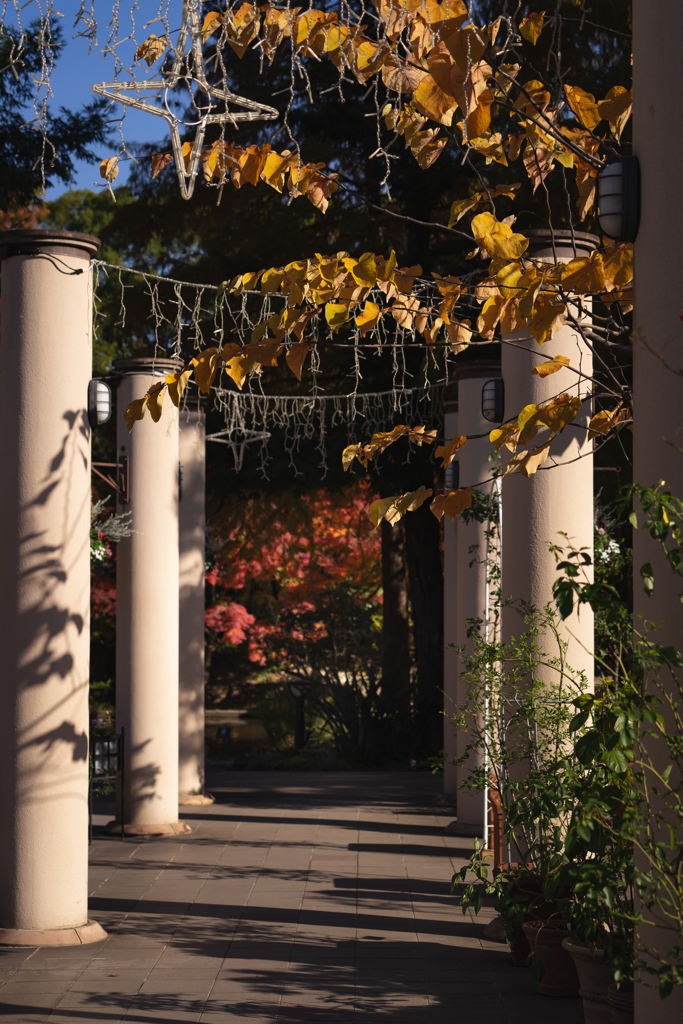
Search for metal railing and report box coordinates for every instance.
[89,727,125,843]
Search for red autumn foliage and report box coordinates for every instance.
[91,574,116,617]
[206,480,381,668]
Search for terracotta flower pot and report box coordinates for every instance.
[521,920,580,997]
[495,867,561,966]
[607,982,634,1024]
[562,936,612,1023]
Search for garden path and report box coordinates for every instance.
[0,771,583,1023]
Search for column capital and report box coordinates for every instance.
[113,356,183,377]
[0,229,100,261]
[523,228,600,260]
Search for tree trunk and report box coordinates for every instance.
[404,501,444,757]
[380,518,411,724]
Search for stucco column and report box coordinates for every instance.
[501,231,596,690]
[0,229,106,945]
[453,361,501,832]
[178,394,212,805]
[633,4,683,1019]
[442,395,458,799]
[112,357,190,836]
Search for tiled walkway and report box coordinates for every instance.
[0,772,582,1023]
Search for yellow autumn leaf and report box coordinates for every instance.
[560,254,606,295]
[124,395,149,432]
[356,300,382,337]
[378,249,397,283]
[519,11,545,44]
[166,367,194,407]
[242,269,264,291]
[390,295,422,330]
[490,421,529,451]
[343,252,377,288]
[448,184,521,228]
[469,132,509,166]
[146,380,165,423]
[395,486,433,516]
[370,486,434,528]
[471,212,529,263]
[201,11,223,42]
[342,444,362,471]
[445,320,472,354]
[588,405,630,440]
[244,340,282,370]
[325,302,351,331]
[527,302,567,345]
[517,403,545,439]
[597,86,632,142]
[603,243,633,291]
[430,487,472,521]
[542,394,583,434]
[395,264,422,294]
[370,495,404,528]
[151,152,173,179]
[193,347,225,394]
[134,33,168,66]
[435,434,467,468]
[531,355,570,377]
[564,84,601,131]
[503,439,552,478]
[100,157,119,183]
[448,193,483,227]
[413,74,458,127]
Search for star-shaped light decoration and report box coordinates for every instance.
[92,0,278,199]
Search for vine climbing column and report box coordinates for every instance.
[112,357,190,836]
[178,393,212,805]
[0,229,106,945]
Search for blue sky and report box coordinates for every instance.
[40,1,171,197]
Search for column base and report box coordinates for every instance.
[178,793,215,806]
[103,820,192,837]
[0,920,107,947]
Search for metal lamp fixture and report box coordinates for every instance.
[444,461,460,491]
[597,157,640,243]
[481,378,504,423]
[88,379,112,427]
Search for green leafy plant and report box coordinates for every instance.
[552,482,683,999]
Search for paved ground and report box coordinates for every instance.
[0,771,583,1023]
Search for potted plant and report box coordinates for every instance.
[607,981,633,1024]
[562,936,613,1022]
[450,604,585,965]
[522,919,580,997]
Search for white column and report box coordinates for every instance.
[178,396,212,805]
[501,231,596,690]
[443,397,458,799]
[454,362,500,832]
[633,4,683,1020]
[0,229,106,945]
[112,357,190,836]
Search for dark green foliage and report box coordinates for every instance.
[0,23,109,210]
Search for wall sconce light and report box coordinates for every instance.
[597,157,640,243]
[444,460,460,491]
[482,378,504,423]
[88,379,112,427]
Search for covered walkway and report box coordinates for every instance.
[0,772,582,1023]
